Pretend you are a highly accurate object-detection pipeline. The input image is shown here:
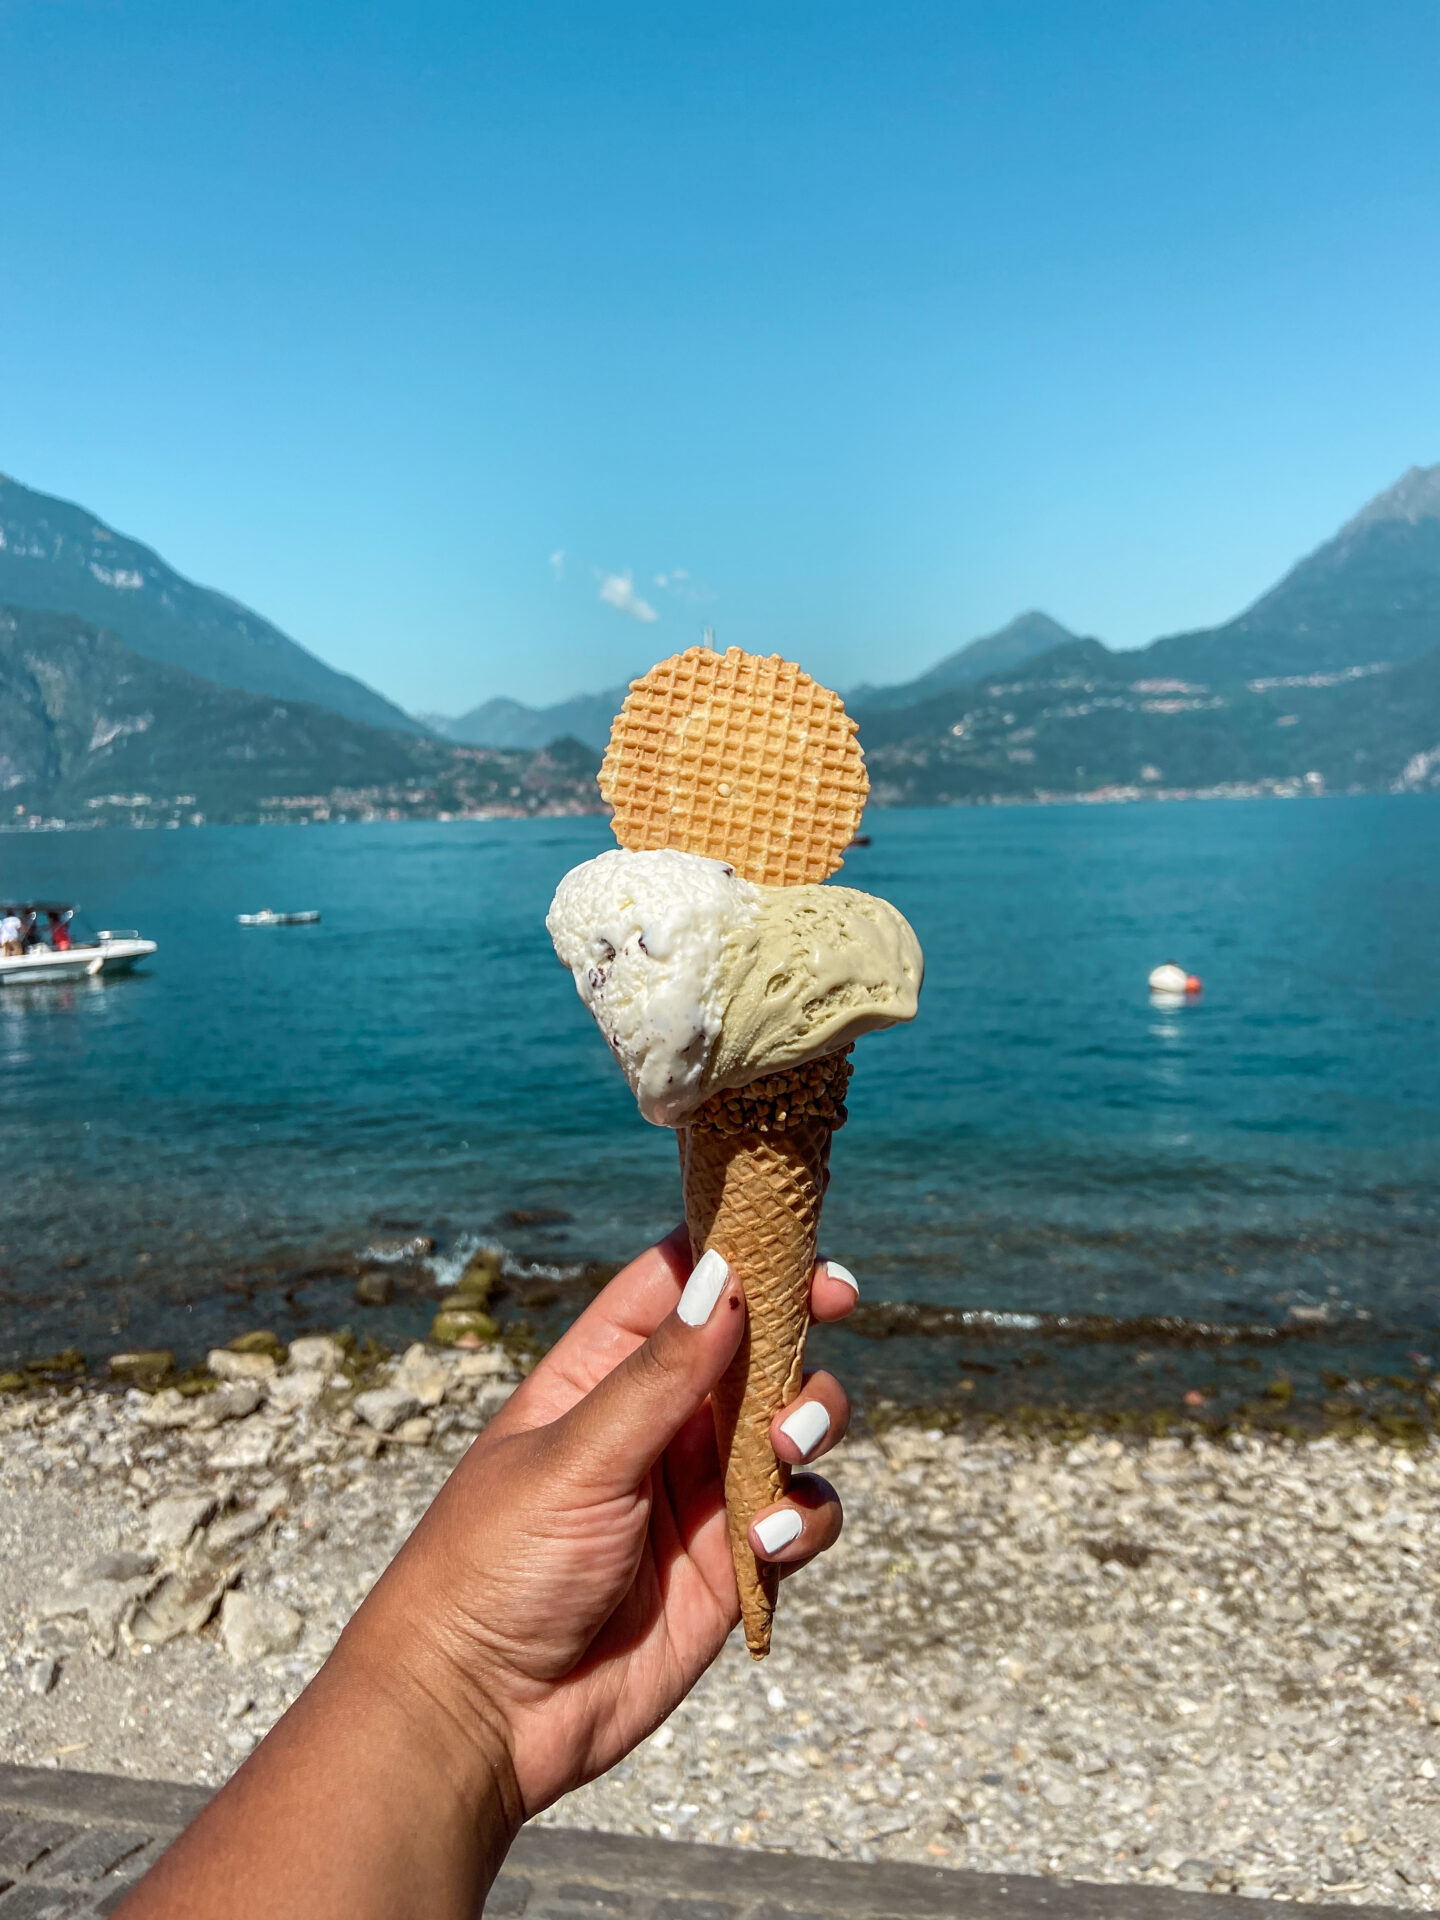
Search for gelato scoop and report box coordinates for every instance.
[547,846,922,1125]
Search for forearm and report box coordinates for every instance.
[114,1622,522,1920]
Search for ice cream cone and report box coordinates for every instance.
[598,647,871,1656]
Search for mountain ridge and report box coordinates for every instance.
[0,475,422,735]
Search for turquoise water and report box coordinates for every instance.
[2,797,1438,1405]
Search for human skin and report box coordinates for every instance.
[116,1227,857,1920]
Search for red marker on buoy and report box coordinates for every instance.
[1148,962,1203,998]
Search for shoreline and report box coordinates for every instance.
[4,1340,1440,1906]
[6,784,1432,834]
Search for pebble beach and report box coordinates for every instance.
[4,1338,1440,1908]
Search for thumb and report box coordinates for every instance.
[553,1250,746,1499]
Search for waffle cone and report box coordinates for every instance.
[680,1107,833,1658]
[677,1048,851,1658]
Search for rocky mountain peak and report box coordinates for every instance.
[1341,462,1440,534]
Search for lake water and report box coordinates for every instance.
[3,796,1438,1419]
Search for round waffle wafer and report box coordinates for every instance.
[599,645,867,886]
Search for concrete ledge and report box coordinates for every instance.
[508,1827,1407,1920]
[0,1763,211,1834]
[0,1767,1408,1920]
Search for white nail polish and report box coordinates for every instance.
[824,1260,859,1296]
[677,1248,729,1326]
[779,1400,831,1460]
[753,1508,804,1555]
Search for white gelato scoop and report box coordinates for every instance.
[546,848,762,1125]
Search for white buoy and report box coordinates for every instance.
[1148,962,1201,995]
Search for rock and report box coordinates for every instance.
[197,1383,265,1427]
[431,1307,499,1347]
[145,1492,220,1553]
[228,1330,287,1358]
[220,1589,304,1664]
[457,1347,514,1381]
[266,1368,327,1415]
[129,1557,238,1646]
[133,1387,208,1430]
[395,1416,435,1447]
[453,1248,503,1301]
[204,1416,282,1470]
[354,1271,394,1307]
[287,1336,345,1375]
[107,1350,175,1385]
[394,1343,450,1408]
[205,1489,287,1555]
[142,1383,263,1430]
[364,1233,435,1260]
[34,1552,158,1657]
[474,1381,518,1423]
[208,1349,277,1383]
[25,1655,59,1695]
[353,1386,422,1433]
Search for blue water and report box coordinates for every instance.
[2,797,1438,1396]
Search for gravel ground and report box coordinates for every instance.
[4,1342,1440,1906]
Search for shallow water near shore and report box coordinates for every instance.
[2,796,1438,1413]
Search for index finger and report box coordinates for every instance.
[488,1225,693,1433]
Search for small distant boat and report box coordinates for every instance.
[0,901,156,987]
[846,833,872,849]
[237,909,321,927]
[1148,961,1202,996]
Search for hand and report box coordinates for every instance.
[116,1229,860,1920]
[346,1225,858,1818]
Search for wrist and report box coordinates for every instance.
[329,1607,526,1881]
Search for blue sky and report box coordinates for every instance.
[2,1,1439,714]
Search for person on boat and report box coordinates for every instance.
[18,908,40,950]
[0,911,21,956]
[47,909,72,952]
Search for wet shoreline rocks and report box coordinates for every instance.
[4,1353,1440,1905]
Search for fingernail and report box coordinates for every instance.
[779,1400,831,1460]
[824,1260,859,1297]
[677,1248,729,1326]
[753,1508,804,1556]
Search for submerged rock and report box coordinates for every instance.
[431,1306,499,1347]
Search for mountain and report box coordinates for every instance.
[0,606,602,827]
[1142,464,1440,684]
[0,475,422,735]
[852,611,1079,710]
[428,684,632,753]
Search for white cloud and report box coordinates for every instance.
[654,568,689,588]
[597,570,659,622]
[549,549,566,580]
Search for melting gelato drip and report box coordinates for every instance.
[547,848,922,1126]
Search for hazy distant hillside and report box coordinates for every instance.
[1142,464,1440,683]
[0,606,601,827]
[427,683,631,753]
[0,475,421,735]
[857,634,1440,804]
[853,611,1079,710]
